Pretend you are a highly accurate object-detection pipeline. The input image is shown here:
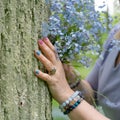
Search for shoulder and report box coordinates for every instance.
[104,23,120,49]
[99,23,120,64]
[108,23,120,39]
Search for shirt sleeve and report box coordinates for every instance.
[86,23,120,91]
[86,51,105,91]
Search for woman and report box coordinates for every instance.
[34,23,120,120]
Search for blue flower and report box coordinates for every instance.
[41,0,112,66]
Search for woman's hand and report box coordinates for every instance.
[34,38,110,120]
[34,37,74,103]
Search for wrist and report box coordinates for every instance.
[70,79,81,90]
[58,89,75,104]
[59,90,83,115]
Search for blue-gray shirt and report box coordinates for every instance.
[86,23,120,120]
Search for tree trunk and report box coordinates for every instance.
[0,0,52,120]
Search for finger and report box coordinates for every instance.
[38,39,56,63]
[34,50,55,72]
[35,69,52,83]
[42,38,60,61]
[43,37,55,52]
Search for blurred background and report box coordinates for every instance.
[52,0,120,119]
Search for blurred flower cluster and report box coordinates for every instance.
[42,0,107,66]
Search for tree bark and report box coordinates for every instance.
[0,0,52,120]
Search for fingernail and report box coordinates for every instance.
[35,70,40,75]
[44,37,49,41]
[38,39,43,45]
[36,50,41,56]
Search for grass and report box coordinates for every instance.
[52,99,69,120]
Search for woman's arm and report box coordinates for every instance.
[63,64,94,104]
[77,80,94,104]
[68,99,110,120]
[34,37,110,120]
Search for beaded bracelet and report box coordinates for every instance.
[59,91,83,115]
[70,79,81,89]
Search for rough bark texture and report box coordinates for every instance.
[0,0,52,120]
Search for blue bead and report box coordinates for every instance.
[63,102,66,107]
[72,105,76,108]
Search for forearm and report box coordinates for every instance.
[68,100,110,120]
[58,89,110,120]
[63,64,94,104]
[73,80,94,105]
